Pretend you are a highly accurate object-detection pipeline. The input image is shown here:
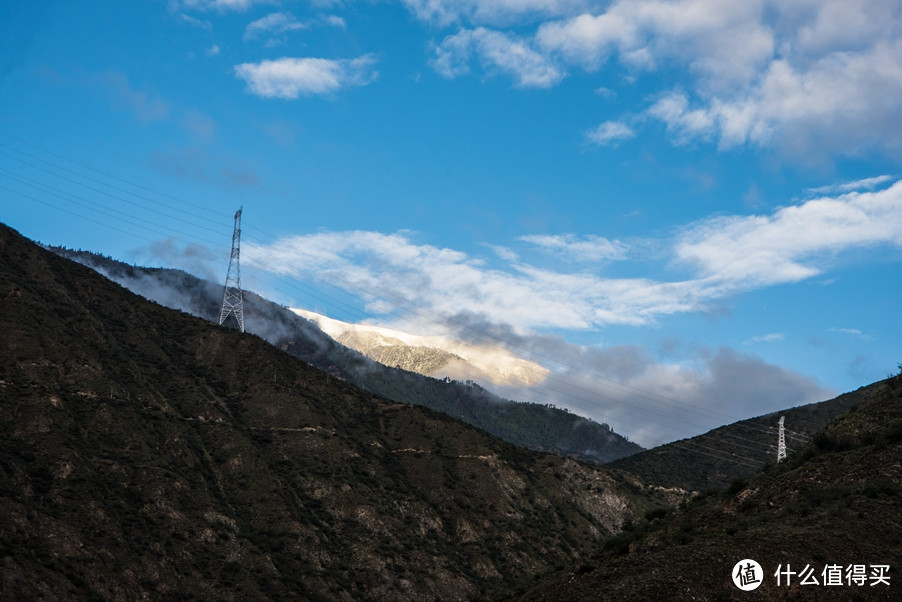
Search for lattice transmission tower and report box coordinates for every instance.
[218,207,245,333]
[776,416,787,463]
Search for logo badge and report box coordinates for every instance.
[733,559,763,591]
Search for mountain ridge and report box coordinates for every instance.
[48,246,642,464]
[608,387,866,492]
[516,375,902,600]
[0,222,671,600]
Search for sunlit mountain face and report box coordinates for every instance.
[291,308,550,388]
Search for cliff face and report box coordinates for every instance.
[0,223,668,600]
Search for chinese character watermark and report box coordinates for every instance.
[772,563,891,588]
[735,561,891,591]
[732,559,763,591]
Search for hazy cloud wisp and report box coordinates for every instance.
[432,27,564,88]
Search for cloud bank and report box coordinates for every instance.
[245,180,902,332]
[236,180,902,444]
[418,0,902,157]
[495,343,832,448]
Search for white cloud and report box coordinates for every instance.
[402,0,589,26]
[520,233,628,262]
[586,120,635,146]
[615,1,902,155]
[244,180,902,333]
[323,15,346,29]
[676,180,902,289]
[413,0,902,159]
[536,0,774,85]
[649,39,902,154]
[807,175,894,195]
[647,92,718,141]
[792,0,899,57]
[245,230,613,330]
[431,27,564,88]
[830,327,862,336]
[179,0,272,11]
[535,10,638,70]
[234,55,378,98]
[746,333,785,344]
[828,327,872,340]
[244,12,308,41]
[180,14,212,29]
[206,44,221,56]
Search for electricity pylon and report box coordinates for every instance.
[218,207,245,332]
[777,416,787,463]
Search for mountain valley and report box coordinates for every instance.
[2,222,898,600]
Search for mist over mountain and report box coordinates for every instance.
[49,246,643,464]
[1,222,677,600]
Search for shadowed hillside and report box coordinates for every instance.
[49,247,643,464]
[0,223,672,600]
[608,390,864,492]
[517,377,902,601]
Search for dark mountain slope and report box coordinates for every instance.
[0,223,670,600]
[517,377,902,601]
[608,390,863,492]
[50,247,642,464]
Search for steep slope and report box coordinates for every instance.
[50,247,642,464]
[517,377,902,601]
[0,223,669,600]
[608,391,864,492]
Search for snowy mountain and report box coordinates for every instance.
[291,309,550,388]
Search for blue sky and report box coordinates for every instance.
[2,0,901,446]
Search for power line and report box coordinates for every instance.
[0,131,223,219]
[0,148,229,238]
[0,178,785,453]
[0,135,818,458]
